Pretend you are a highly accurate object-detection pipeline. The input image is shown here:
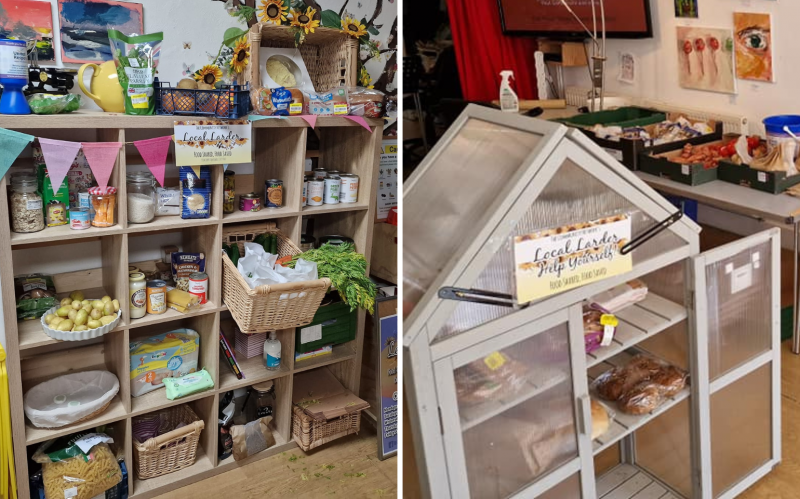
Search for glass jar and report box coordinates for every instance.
[223,171,235,214]
[127,171,156,224]
[9,175,44,233]
[253,380,275,418]
[89,187,117,227]
[129,272,146,319]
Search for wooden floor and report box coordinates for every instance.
[153,425,397,499]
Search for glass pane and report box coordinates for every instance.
[634,398,692,497]
[705,241,772,380]
[403,118,542,311]
[711,364,772,497]
[540,473,582,499]
[455,323,577,498]
[435,160,688,343]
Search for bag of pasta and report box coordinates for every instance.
[33,432,122,499]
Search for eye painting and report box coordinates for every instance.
[738,27,770,52]
[733,12,774,82]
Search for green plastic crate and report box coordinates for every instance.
[295,300,357,353]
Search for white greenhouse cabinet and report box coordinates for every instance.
[403,106,781,499]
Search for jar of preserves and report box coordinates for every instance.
[129,272,146,319]
[223,171,235,214]
[126,171,156,224]
[9,175,44,233]
[89,187,117,227]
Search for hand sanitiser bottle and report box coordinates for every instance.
[263,331,281,370]
[499,70,519,113]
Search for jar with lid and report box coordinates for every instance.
[243,380,275,421]
[89,187,117,227]
[9,175,44,233]
[127,171,156,224]
[129,272,147,319]
[223,171,235,214]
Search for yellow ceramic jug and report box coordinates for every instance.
[78,61,125,113]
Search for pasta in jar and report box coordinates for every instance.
[33,433,122,499]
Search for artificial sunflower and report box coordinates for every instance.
[291,7,320,34]
[258,0,288,25]
[235,137,249,146]
[341,16,367,38]
[359,66,372,87]
[230,36,250,74]
[194,65,223,86]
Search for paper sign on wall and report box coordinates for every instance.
[173,119,252,166]
[514,215,633,304]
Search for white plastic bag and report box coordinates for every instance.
[24,370,119,428]
[237,243,318,294]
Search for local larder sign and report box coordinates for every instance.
[173,119,252,166]
[514,215,632,303]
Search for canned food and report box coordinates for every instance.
[223,171,235,214]
[188,272,209,304]
[78,191,92,210]
[240,193,261,212]
[312,168,328,180]
[265,179,283,208]
[69,208,91,230]
[307,179,324,206]
[340,174,359,203]
[146,280,167,314]
[324,176,341,204]
[327,170,342,177]
[302,181,308,207]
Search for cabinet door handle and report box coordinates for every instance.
[576,394,592,436]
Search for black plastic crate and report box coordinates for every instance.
[154,81,250,119]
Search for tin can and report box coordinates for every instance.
[188,272,209,304]
[302,181,308,207]
[265,179,283,208]
[69,208,91,230]
[324,176,341,204]
[146,280,167,315]
[313,168,328,180]
[340,174,359,203]
[327,170,342,177]
[307,180,324,206]
[223,171,235,214]
[78,191,92,210]
[240,193,261,212]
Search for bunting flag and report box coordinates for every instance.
[133,136,172,187]
[38,138,81,195]
[0,128,34,180]
[300,115,317,129]
[344,115,373,132]
[248,114,286,121]
[82,142,122,190]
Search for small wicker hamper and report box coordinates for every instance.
[132,404,205,480]
[291,405,362,452]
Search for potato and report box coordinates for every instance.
[44,314,56,324]
[71,300,83,310]
[90,309,103,320]
[73,325,89,331]
[100,315,116,326]
[49,317,63,327]
[56,319,73,331]
[60,297,73,307]
[75,310,88,326]
[92,300,105,310]
[56,306,71,317]
[112,299,120,313]
[68,309,78,321]
[103,301,115,316]
[101,295,111,303]
[83,304,93,313]
[81,300,91,307]
[87,320,102,329]
[69,290,85,302]
[177,78,198,90]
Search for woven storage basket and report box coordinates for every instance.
[222,222,331,334]
[244,23,358,92]
[132,404,205,480]
[291,405,362,451]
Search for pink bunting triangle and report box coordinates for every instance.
[344,115,373,132]
[38,138,82,195]
[300,115,317,129]
[82,142,122,190]
[133,136,172,187]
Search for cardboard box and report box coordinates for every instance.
[717,161,800,194]
[638,139,732,186]
[293,367,369,421]
[370,222,397,284]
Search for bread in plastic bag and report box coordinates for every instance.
[592,355,662,401]
[591,398,615,439]
[347,87,386,118]
[231,416,276,461]
[24,370,119,428]
[454,352,528,405]
[33,432,122,499]
[593,354,688,415]
[617,382,665,415]
[589,279,649,313]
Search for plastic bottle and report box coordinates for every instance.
[499,70,519,113]
[263,331,281,371]
[0,39,31,115]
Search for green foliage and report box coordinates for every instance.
[321,9,341,28]
[367,26,379,36]
[223,27,248,48]
[235,5,256,23]
[289,243,376,314]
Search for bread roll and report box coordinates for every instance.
[591,399,610,439]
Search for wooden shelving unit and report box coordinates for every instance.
[0,112,383,499]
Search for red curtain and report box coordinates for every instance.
[446,0,539,102]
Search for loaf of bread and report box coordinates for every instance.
[618,383,664,415]
[591,399,610,439]
[594,355,662,401]
[455,354,528,405]
[649,365,688,397]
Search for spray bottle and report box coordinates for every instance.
[499,70,519,113]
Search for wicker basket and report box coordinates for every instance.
[132,404,205,480]
[291,405,362,451]
[244,23,358,92]
[222,222,331,334]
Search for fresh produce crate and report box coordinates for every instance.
[222,222,331,334]
[154,81,250,119]
[717,160,800,194]
[553,106,666,129]
[638,139,735,186]
[132,404,205,480]
[291,405,361,452]
[295,298,357,354]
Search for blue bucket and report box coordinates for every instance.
[764,115,800,158]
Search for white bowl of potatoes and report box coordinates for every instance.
[41,291,122,342]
